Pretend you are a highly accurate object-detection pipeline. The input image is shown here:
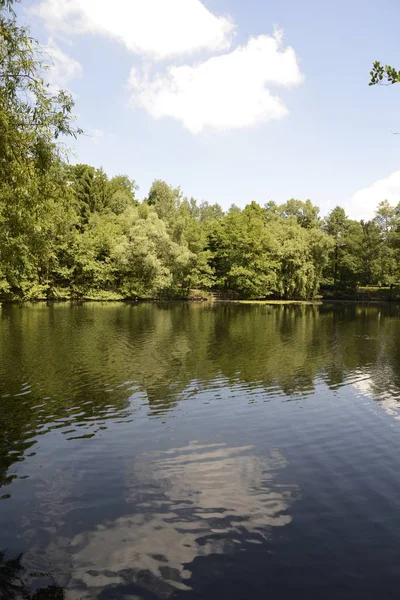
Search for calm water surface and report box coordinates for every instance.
[2,303,400,599]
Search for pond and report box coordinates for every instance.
[1,303,400,599]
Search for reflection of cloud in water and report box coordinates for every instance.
[353,374,400,419]
[352,377,374,398]
[69,443,299,597]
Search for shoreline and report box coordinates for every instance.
[0,297,399,307]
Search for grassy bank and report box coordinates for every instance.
[1,286,398,305]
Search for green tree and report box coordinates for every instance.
[0,0,80,298]
[324,207,363,289]
[115,204,193,298]
[208,201,331,299]
[358,219,382,285]
[105,174,138,215]
[146,179,181,224]
[278,199,321,229]
[372,201,399,284]
[268,218,332,298]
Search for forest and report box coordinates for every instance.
[1,0,400,302]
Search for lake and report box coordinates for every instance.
[1,302,400,599]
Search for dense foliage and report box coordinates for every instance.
[2,157,400,300]
[1,2,400,301]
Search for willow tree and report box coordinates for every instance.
[0,0,80,297]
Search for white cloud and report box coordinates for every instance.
[32,0,234,60]
[352,376,400,420]
[128,30,304,133]
[348,170,400,221]
[44,39,83,90]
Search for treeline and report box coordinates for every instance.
[1,1,400,301]
[2,162,400,301]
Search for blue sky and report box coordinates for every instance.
[21,0,400,219]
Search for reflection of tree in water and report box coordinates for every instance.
[2,303,400,493]
[0,551,64,599]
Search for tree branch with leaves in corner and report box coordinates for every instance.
[369,61,400,85]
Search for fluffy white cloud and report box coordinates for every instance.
[347,170,400,221]
[128,30,304,133]
[32,0,234,59]
[44,39,83,90]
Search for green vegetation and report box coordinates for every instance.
[370,61,400,85]
[1,3,400,302]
